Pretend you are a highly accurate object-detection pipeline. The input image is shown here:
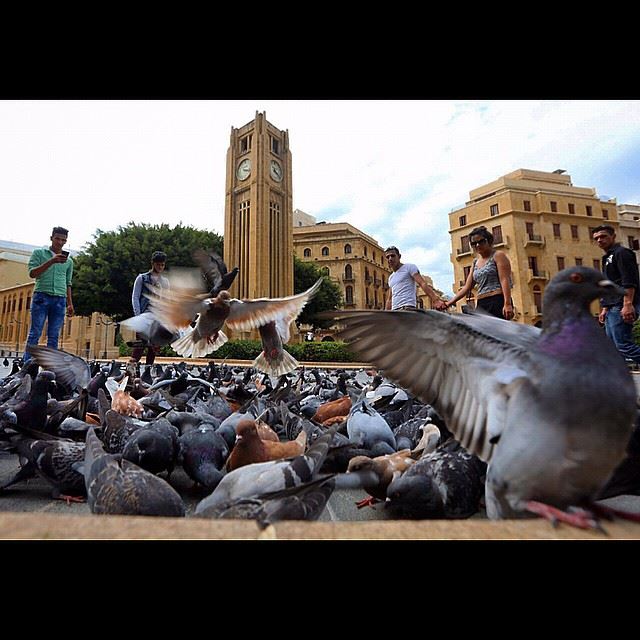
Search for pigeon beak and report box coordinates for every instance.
[598,278,626,296]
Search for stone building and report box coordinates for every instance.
[448,169,621,325]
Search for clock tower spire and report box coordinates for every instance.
[224,111,294,306]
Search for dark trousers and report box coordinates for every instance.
[477,293,507,319]
[131,332,160,365]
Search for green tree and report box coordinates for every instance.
[73,222,223,321]
[294,256,343,329]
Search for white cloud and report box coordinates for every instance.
[2,99,640,294]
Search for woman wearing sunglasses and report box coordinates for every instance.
[446,226,514,320]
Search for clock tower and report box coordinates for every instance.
[224,111,294,307]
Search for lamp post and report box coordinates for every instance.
[98,316,115,360]
[13,318,22,357]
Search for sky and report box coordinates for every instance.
[1,99,640,295]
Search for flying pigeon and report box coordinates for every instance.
[323,267,639,529]
[146,274,323,359]
[192,248,239,297]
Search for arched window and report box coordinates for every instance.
[321,246,329,256]
[344,243,352,254]
[345,286,353,303]
[364,246,368,257]
[321,266,330,276]
[344,264,353,279]
[365,267,370,279]
[372,250,376,262]
[303,248,311,257]
[533,285,542,313]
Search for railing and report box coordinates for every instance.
[373,278,381,288]
[527,269,549,283]
[365,276,373,285]
[342,275,355,282]
[456,248,472,257]
[524,234,545,247]
[493,234,510,248]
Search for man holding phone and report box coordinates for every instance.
[23,226,75,361]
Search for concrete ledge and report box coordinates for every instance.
[1,512,639,540]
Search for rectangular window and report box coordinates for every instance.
[550,201,558,212]
[629,236,635,249]
[588,227,596,236]
[586,205,593,216]
[593,259,601,270]
[490,204,499,216]
[575,257,583,266]
[525,222,534,238]
[568,203,575,214]
[602,209,609,219]
[271,137,280,155]
[523,200,531,212]
[463,265,471,280]
[553,223,561,238]
[459,215,466,227]
[492,225,503,244]
[461,235,470,253]
[571,225,578,239]
[557,257,565,270]
[239,135,252,153]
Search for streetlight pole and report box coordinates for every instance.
[99,316,115,360]
[13,318,22,357]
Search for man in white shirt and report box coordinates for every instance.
[384,246,447,311]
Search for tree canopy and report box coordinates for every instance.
[73,222,223,321]
[294,256,343,329]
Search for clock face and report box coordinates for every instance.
[270,159,283,182]
[237,158,251,181]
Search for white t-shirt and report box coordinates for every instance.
[389,263,419,309]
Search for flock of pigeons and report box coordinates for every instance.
[0,263,639,532]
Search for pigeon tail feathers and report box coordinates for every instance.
[171,327,228,358]
[253,349,299,377]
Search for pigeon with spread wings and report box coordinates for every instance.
[321,267,639,529]
[146,275,323,360]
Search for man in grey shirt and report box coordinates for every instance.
[384,246,447,311]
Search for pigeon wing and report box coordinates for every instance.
[145,280,210,331]
[26,345,91,390]
[193,248,225,294]
[225,278,323,332]
[329,310,537,462]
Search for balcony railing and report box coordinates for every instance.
[527,269,549,283]
[373,278,381,288]
[456,247,472,257]
[344,302,356,308]
[365,276,373,285]
[524,234,545,247]
[342,275,355,282]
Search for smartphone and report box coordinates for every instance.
[61,250,70,258]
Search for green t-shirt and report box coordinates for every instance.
[28,247,73,297]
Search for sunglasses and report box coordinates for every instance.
[470,239,487,247]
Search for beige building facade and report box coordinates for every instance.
[0,240,118,359]
[449,169,620,325]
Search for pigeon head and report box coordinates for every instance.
[347,455,375,474]
[544,266,624,312]
[235,419,258,441]
[386,473,444,518]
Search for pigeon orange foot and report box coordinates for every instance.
[56,494,86,505]
[355,496,380,509]
[525,501,604,531]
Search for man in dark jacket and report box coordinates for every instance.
[130,251,170,365]
[593,224,640,363]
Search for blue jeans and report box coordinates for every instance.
[23,292,67,361]
[604,304,640,364]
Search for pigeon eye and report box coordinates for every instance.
[570,273,583,283]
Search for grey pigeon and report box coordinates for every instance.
[82,426,185,517]
[26,345,91,392]
[192,248,239,297]
[346,395,396,455]
[326,267,638,526]
[178,424,229,490]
